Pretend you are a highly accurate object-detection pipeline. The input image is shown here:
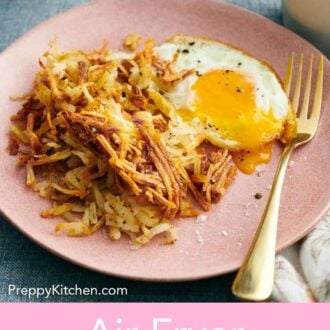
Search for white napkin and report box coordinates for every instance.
[271,210,330,302]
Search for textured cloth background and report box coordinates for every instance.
[0,0,283,302]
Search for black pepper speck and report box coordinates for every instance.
[254,192,262,199]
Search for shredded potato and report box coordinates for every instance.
[7,35,237,248]
[123,33,142,51]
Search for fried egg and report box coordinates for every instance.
[154,35,296,174]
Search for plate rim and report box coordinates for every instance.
[0,0,329,282]
[1,205,329,282]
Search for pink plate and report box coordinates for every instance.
[0,0,329,281]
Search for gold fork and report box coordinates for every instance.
[231,53,324,301]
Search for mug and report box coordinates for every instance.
[282,0,330,57]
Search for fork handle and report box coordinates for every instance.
[232,142,295,301]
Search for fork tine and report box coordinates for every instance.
[310,56,324,123]
[292,54,304,113]
[284,52,294,96]
[300,54,314,118]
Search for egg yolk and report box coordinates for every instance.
[180,69,283,174]
[231,143,272,174]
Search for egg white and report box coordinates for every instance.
[154,36,290,121]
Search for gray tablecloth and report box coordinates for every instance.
[0,0,282,302]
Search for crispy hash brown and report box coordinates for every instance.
[8,37,237,247]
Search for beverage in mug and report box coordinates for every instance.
[282,0,330,56]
